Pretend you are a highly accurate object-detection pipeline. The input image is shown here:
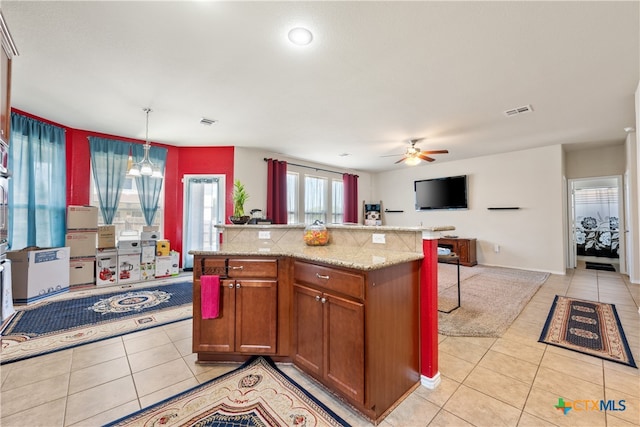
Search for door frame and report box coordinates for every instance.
[182,174,226,269]
[567,175,626,273]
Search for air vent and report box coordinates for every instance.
[200,117,217,126]
[503,104,533,117]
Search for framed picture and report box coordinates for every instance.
[363,202,383,226]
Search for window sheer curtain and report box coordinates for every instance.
[343,173,358,223]
[266,158,288,224]
[304,176,327,224]
[131,144,167,225]
[9,112,66,248]
[88,137,130,224]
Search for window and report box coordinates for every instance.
[332,179,344,223]
[304,175,327,224]
[286,167,344,225]
[90,172,164,238]
[287,172,299,224]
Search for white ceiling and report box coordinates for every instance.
[2,1,639,172]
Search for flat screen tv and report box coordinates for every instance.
[414,175,468,210]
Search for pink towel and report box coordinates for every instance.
[201,275,220,319]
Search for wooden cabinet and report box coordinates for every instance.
[193,257,279,358]
[292,259,419,422]
[438,237,477,266]
[0,12,17,145]
[293,283,365,404]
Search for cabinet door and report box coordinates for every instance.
[457,240,469,262]
[324,293,365,404]
[292,284,324,377]
[235,279,277,354]
[193,278,235,353]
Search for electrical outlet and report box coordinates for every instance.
[258,231,271,239]
[372,233,386,244]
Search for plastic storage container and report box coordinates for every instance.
[303,220,329,246]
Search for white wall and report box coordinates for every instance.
[234,147,373,224]
[565,144,626,178]
[372,145,566,274]
[627,81,640,284]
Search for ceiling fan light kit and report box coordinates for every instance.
[392,139,449,166]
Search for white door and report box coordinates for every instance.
[182,175,225,270]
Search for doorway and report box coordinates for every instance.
[182,175,226,270]
[568,176,625,273]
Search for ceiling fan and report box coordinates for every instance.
[384,139,449,165]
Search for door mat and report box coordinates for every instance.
[105,356,350,427]
[538,295,636,368]
[585,262,616,271]
[1,280,192,365]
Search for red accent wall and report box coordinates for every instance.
[172,146,235,258]
[13,108,235,265]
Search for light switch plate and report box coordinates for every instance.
[372,233,386,244]
[258,231,271,239]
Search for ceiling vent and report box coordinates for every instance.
[200,117,217,126]
[503,104,533,117]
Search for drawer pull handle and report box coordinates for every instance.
[321,297,326,304]
[236,283,241,288]
[228,283,234,288]
[316,273,329,280]
[230,266,244,270]
[315,295,321,302]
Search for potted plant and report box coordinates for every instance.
[230,179,250,224]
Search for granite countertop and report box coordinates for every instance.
[190,242,424,271]
[215,223,455,233]
[192,224,455,270]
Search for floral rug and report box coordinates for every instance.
[539,295,636,368]
[105,356,350,427]
[1,279,192,364]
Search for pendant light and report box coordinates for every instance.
[128,108,162,178]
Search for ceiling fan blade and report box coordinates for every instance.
[394,157,408,164]
[417,153,436,162]
[420,149,449,155]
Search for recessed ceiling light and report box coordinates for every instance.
[288,27,313,46]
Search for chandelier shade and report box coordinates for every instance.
[127,108,162,178]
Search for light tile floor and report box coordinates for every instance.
[1,267,638,427]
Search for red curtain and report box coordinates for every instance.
[343,173,359,223]
[266,158,288,224]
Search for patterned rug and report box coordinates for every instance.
[539,295,637,368]
[1,280,192,365]
[105,356,350,427]
[438,264,549,337]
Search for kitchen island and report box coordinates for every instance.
[190,223,453,423]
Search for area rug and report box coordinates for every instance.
[1,280,192,365]
[105,355,350,427]
[438,264,549,337]
[585,261,616,272]
[538,295,637,368]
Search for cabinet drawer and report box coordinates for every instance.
[294,261,364,300]
[228,259,277,278]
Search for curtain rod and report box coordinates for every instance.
[263,158,356,176]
